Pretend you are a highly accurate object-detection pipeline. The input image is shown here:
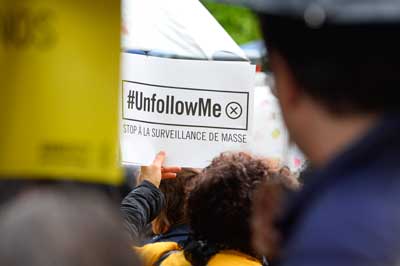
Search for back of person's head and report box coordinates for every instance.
[0,180,125,207]
[184,152,288,266]
[152,168,200,234]
[0,187,140,266]
[252,166,300,260]
[258,14,400,115]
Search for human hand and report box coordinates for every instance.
[139,151,181,188]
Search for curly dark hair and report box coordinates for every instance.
[185,152,279,263]
[252,166,300,260]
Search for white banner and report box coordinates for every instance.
[120,53,255,168]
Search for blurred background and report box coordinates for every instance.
[201,1,262,45]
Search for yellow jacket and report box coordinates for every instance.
[135,242,262,266]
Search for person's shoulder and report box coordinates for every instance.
[136,241,180,266]
[305,169,400,231]
[307,157,400,218]
[319,166,400,213]
[283,169,400,264]
[161,251,191,266]
[160,249,263,266]
[209,250,262,266]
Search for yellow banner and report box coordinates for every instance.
[0,0,122,185]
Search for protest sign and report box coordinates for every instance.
[121,53,255,168]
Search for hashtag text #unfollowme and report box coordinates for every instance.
[126,90,222,118]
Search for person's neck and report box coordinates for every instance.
[302,112,380,168]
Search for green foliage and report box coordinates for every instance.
[201,1,262,44]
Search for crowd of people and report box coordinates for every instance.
[2,0,400,265]
[125,152,299,266]
[0,150,300,266]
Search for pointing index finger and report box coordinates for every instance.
[161,166,181,173]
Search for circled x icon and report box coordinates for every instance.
[225,102,243,120]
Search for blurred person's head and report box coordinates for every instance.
[184,152,288,265]
[258,14,400,166]
[252,166,300,259]
[0,180,124,207]
[152,168,200,234]
[0,187,140,266]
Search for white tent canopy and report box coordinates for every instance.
[122,0,247,60]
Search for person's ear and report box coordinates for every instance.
[269,50,302,112]
[151,218,160,234]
